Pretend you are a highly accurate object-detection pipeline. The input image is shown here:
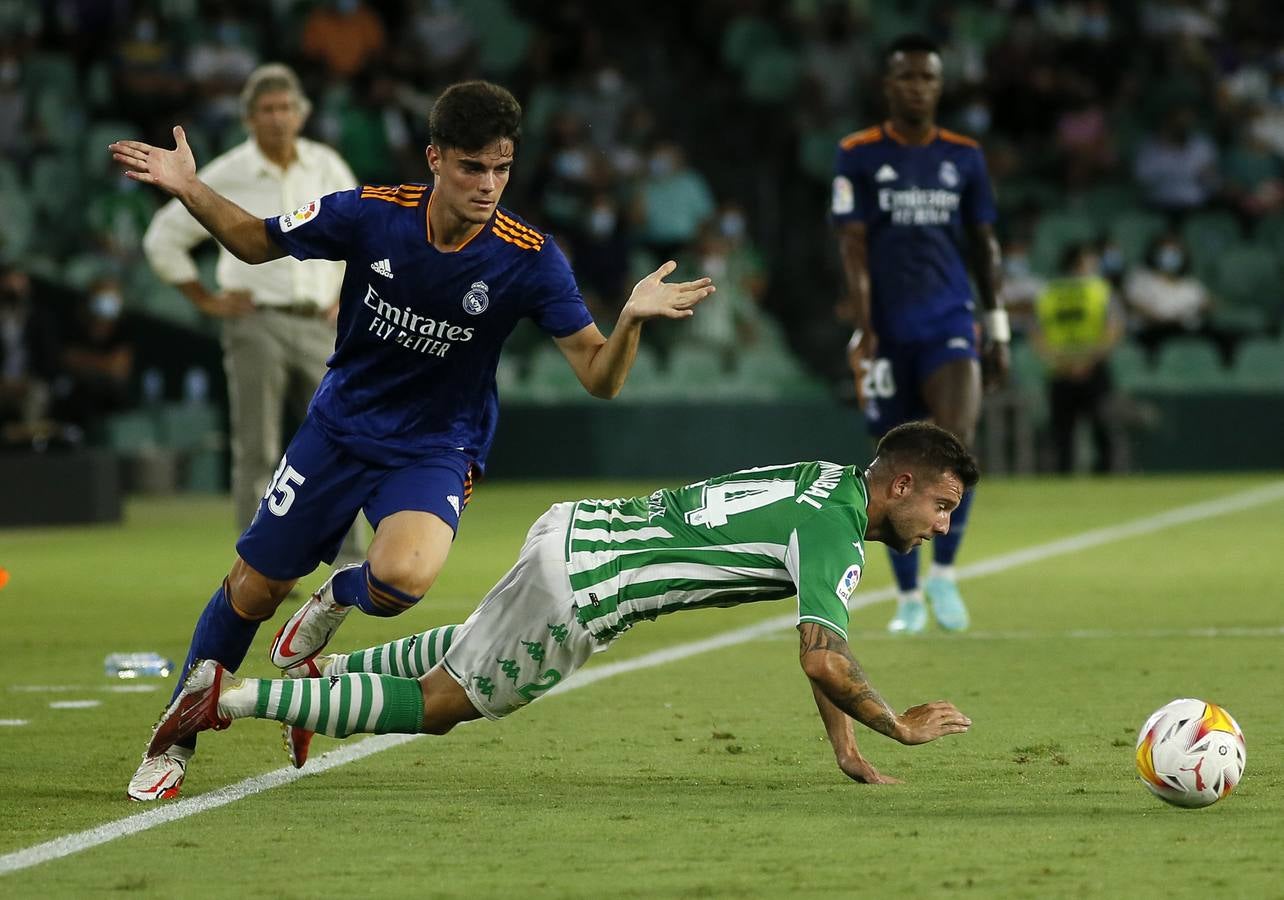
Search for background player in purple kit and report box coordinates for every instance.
[832,35,1008,635]
[109,80,715,800]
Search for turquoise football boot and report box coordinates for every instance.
[886,596,928,634]
[924,575,970,632]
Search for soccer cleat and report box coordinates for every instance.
[268,567,356,668]
[280,654,338,769]
[146,660,234,758]
[126,744,193,802]
[924,575,970,632]
[887,597,928,634]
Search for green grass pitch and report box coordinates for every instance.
[2,474,1282,898]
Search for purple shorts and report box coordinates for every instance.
[236,417,475,580]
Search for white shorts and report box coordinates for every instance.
[442,502,604,719]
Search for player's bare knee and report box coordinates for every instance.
[226,557,296,619]
[365,555,438,601]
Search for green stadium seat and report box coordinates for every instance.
[1182,211,1242,277]
[1211,245,1281,325]
[1108,211,1166,265]
[1077,182,1141,230]
[29,155,81,216]
[1005,339,1048,428]
[83,120,136,175]
[1032,211,1098,275]
[666,345,731,400]
[1151,338,1228,391]
[103,411,161,453]
[730,347,827,401]
[1110,340,1150,391]
[1230,337,1284,389]
[525,345,592,404]
[0,187,34,260]
[1252,211,1284,253]
[155,402,222,452]
[614,344,667,403]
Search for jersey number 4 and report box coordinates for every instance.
[264,456,306,517]
[685,480,796,527]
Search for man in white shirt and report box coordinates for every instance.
[143,63,360,558]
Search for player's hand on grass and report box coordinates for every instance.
[622,260,715,321]
[981,340,1010,391]
[894,701,971,745]
[109,126,199,198]
[837,753,902,785]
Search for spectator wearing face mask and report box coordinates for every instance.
[52,277,135,436]
[1123,232,1214,360]
[569,193,632,320]
[633,141,716,262]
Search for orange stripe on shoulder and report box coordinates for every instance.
[493,223,541,251]
[938,128,980,148]
[840,126,883,151]
[494,211,544,244]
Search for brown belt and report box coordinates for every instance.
[257,303,321,318]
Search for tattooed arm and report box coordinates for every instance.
[798,622,972,752]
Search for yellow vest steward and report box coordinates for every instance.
[1036,276,1112,352]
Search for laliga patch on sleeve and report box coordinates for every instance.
[834,563,862,604]
[279,199,321,232]
[831,175,854,215]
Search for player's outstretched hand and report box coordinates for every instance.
[109,126,198,198]
[895,700,971,745]
[846,328,880,411]
[623,260,716,321]
[837,752,902,785]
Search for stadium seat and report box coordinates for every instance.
[1252,211,1284,253]
[0,187,34,259]
[155,401,222,452]
[1108,211,1166,265]
[666,345,731,400]
[83,121,136,176]
[1078,182,1142,230]
[730,346,827,401]
[1182,211,1242,278]
[29,155,81,217]
[1211,245,1281,326]
[1004,339,1048,428]
[1032,211,1098,274]
[1230,336,1284,389]
[1110,340,1150,391]
[103,411,161,453]
[614,344,667,403]
[1151,338,1228,391]
[525,345,593,404]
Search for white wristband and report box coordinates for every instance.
[846,328,864,353]
[983,309,1010,343]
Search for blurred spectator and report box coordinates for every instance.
[187,8,261,137]
[1055,87,1116,188]
[0,44,26,158]
[1122,232,1214,359]
[0,266,61,447]
[141,63,359,555]
[1033,243,1124,474]
[302,0,387,79]
[54,277,134,434]
[633,141,716,261]
[404,0,477,81]
[1132,107,1219,214]
[113,7,187,129]
[568,192,632,320]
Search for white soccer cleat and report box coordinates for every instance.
[269,567,356,668]
[146,660,234,758]
[280,654,340,769]
[126,744,193,802]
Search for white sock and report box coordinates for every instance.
[928,563,956,581]
[218,677,259,720]
[898,589,924,605]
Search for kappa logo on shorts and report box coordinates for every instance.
[279,199,321,232]
[461,281,489,315]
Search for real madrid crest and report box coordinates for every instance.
[462,280,489,315]
[938,160,959,188]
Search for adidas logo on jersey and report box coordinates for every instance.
[875,164,898,183]
[370,259,394,278]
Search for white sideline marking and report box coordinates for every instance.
[48,701,100,710]
[11,685,161,694]
[3,479,1282,876]
[753,625,1284,642]
[0,720,28,727]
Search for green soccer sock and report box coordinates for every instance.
[221,673,425,737]
[340,624,459,678]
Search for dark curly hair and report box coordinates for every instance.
[874,421,980,489]
[429,81,522,154]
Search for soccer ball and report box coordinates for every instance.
[1135,698,1245,809]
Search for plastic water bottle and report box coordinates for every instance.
[104,652,174,679]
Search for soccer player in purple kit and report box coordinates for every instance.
[110,81,715,800]
[831,35,1008,635]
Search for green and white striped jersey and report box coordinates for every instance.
[566,461,869,641]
